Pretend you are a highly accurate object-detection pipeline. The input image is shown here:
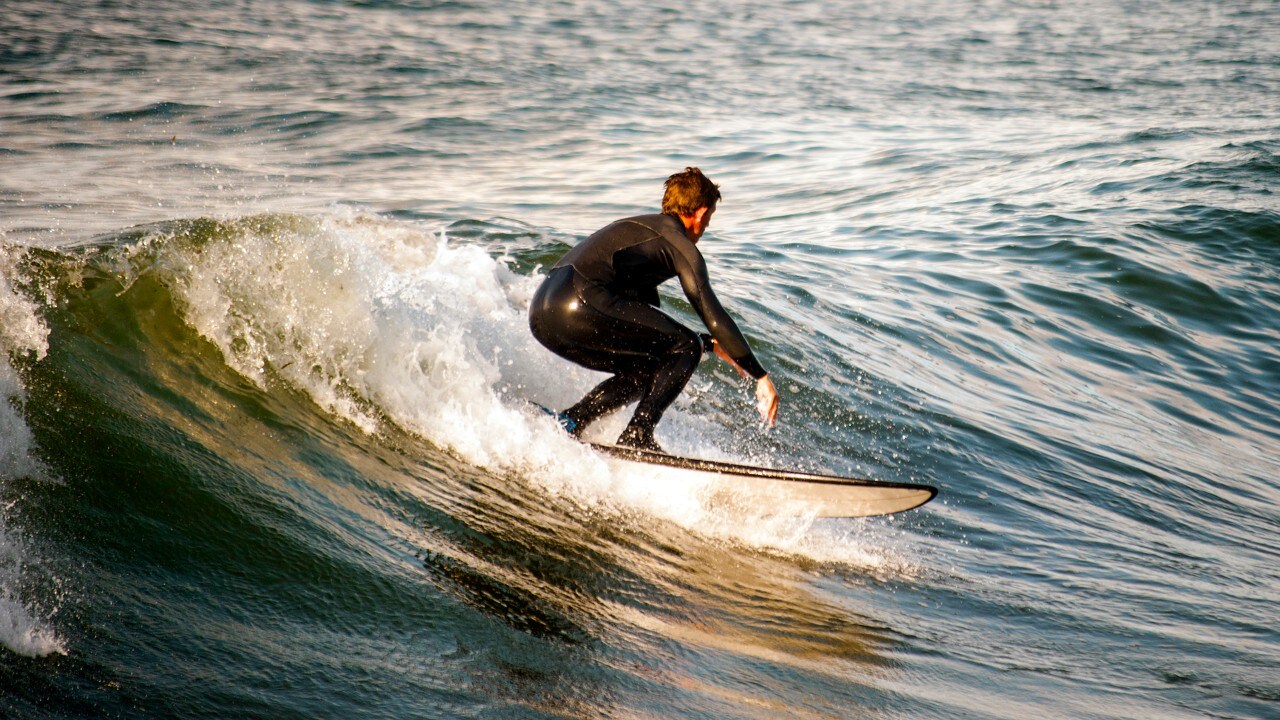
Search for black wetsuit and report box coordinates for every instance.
[529,213,766,451]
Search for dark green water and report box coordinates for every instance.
[2,1,1278,718]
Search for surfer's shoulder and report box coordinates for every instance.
[619,214,686,241]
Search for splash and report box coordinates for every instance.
[0,243,64,657]
[0,525,65,658]
[0,244,48,480]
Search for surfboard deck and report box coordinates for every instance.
[589,442,937,518]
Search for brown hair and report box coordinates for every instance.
[661,167,721,217]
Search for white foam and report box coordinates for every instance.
[0,525,65,658]
[0,244,64,657]
[154,211,913,570]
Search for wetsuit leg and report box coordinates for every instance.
[562,373,645,434]
[616,333,700,451]
[529,266,703,450]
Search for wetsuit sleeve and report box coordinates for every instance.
[670,245,768,379]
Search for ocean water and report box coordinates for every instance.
[2,0,1278,717]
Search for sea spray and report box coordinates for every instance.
[0,244,64,657]
[146,213,565,457]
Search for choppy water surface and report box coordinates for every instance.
[2,1,1278,718]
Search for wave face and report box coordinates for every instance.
[2,215,922,717]
[2,0,1279,718]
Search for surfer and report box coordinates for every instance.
[529,167,779,452]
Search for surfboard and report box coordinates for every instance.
[532,402,936,517]
[588,442,937,518]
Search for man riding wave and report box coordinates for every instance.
[529,167,779,452]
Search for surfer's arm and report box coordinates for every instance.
[670,247,766,378]
[709,337,750,378]
[666,237,778,425]
[708,338,779,427]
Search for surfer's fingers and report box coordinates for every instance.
[756,377,779,427]
[760,401,777,427]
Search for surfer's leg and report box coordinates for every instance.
[562,371,646,435]
[616,331,701,452]
[529,268,701,447]
[553,322,700,448]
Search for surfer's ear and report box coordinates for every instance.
[692,204,715,231]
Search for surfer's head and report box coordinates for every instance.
[662,166,720,217]
[663,167,720,242]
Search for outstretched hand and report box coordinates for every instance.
[709,339,780,427]
[755,375,779,427]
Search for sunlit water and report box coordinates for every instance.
[2,1,1278,718]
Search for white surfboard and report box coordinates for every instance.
[590,442,937,518]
